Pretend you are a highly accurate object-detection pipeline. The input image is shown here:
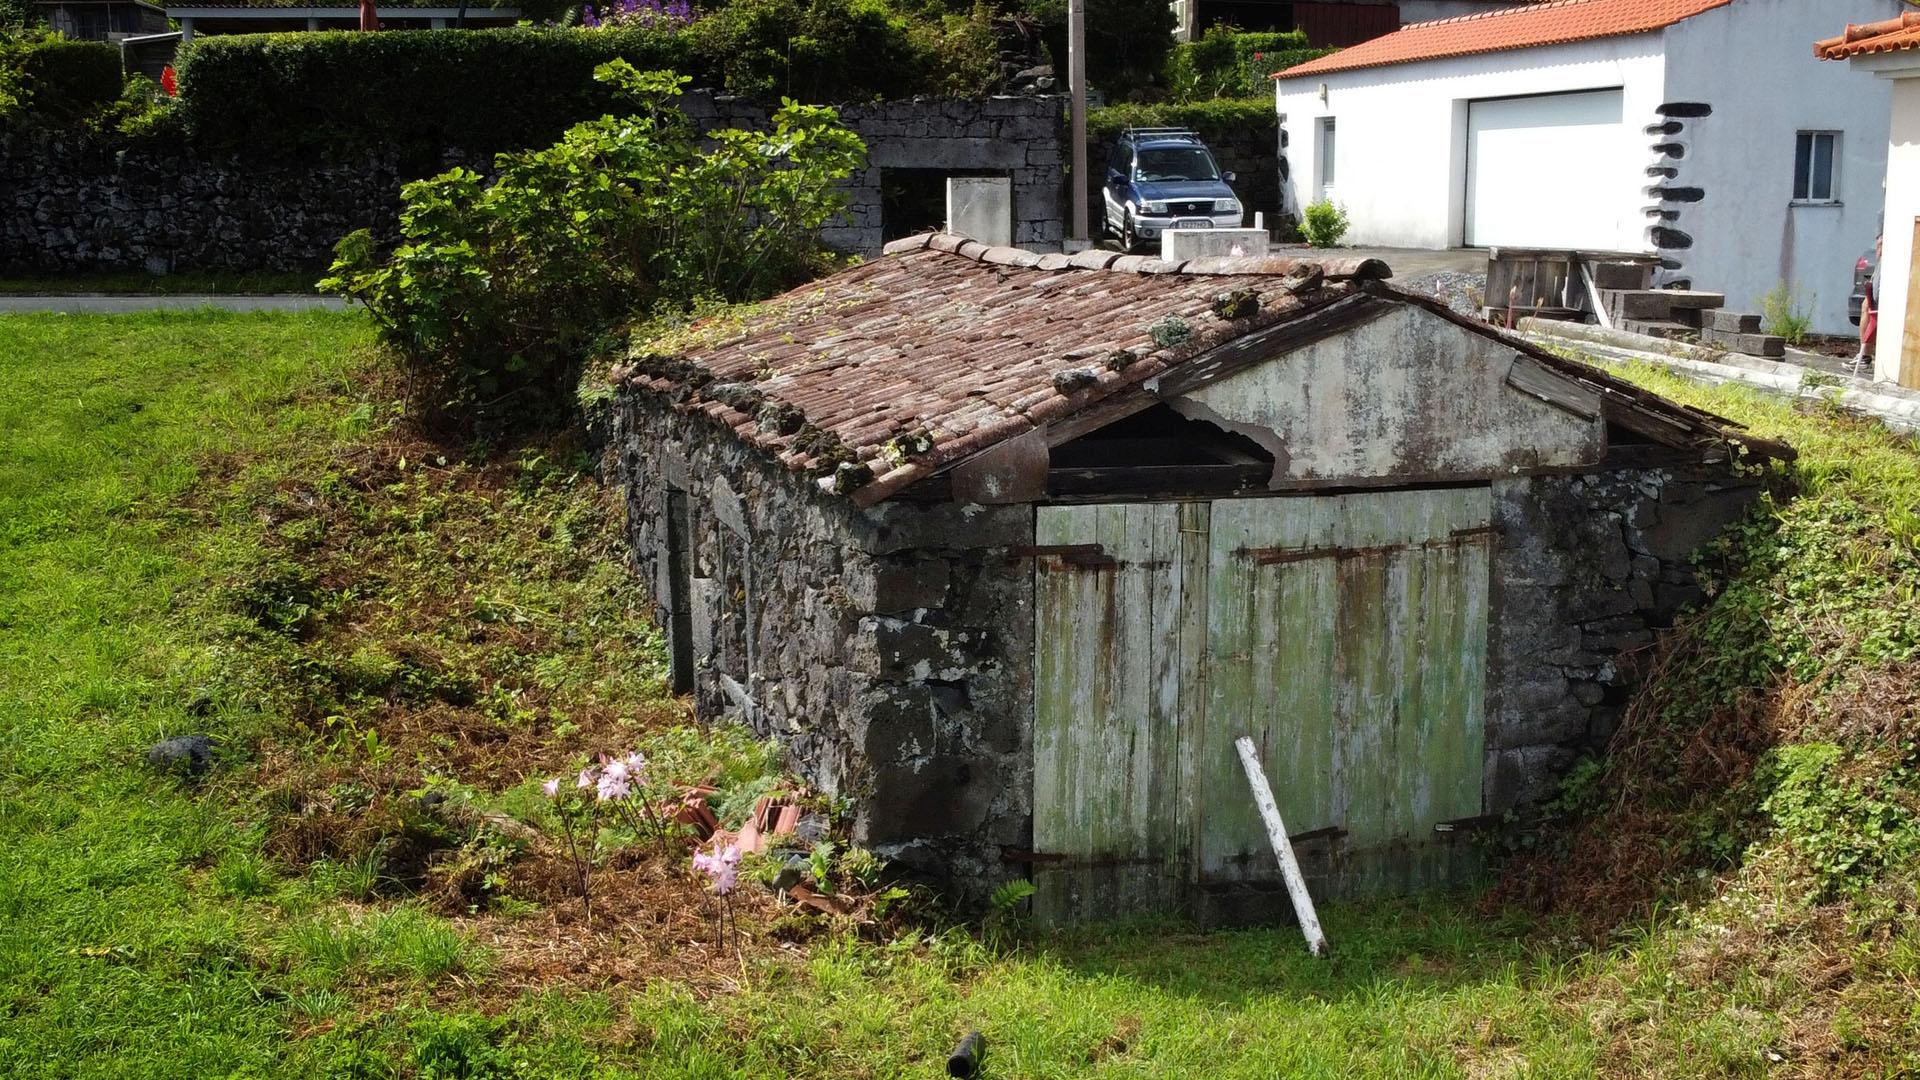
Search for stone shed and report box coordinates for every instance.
[607,233,1789,924]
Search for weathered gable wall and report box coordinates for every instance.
[1168,304,1606,485]
[608,389,1036,904]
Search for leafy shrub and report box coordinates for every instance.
[684,0,998,102]
[0,32,120,126]
[1087,96,1274,138]
[1027,0,1175,92]
[1757,742,1920,899]
[321,62,865,430]
[1301,199,1349,248]
[0,0,41,30]
[1761,280,1814,345]
[1165,26,1331,102]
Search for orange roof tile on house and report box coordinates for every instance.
[1274,0,1731,80]
[1814,12,1920,61]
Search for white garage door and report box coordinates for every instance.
[1465,89,1633,250]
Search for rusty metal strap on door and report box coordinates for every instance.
[1240,525,1494,566]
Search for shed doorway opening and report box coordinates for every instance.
[1031,487,1491,925]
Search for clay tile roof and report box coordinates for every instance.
[614,234,1778,505]
[615,234,1392,504]
[1276,0,1731,80]
[1814,12,1920,61]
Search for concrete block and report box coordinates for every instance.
[1605,289,1677,320]
[1657,289,1725,309]
[1590,262,1649,290]
[1159,227,1268,262]
[1704,309,1762,333]
[945,176,1013,248]
[1701,328,1786,357]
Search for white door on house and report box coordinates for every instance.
[1464,89,1633,250]
[1317,117,1338,204]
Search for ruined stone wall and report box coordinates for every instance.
[608,391,1035,906]
[0,94,1066,273]
[684,93,1066,254]
[1486,464,1764,810]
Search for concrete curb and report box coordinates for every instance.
[1520,318,1920,435]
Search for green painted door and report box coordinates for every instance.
[1032,488,1491,922]
[1197,488,1492,899]
[1031,502,1205,925]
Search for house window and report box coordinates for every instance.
[1317,117,1337,200]
[1793,130,1840,203]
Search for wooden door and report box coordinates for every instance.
[1032,488,1491,923]
[1031,503,1205,925]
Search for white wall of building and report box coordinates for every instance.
[1662,0,1899,336]
[1275,37,1666,250]
[1846,58,1920,385]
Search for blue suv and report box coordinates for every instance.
[1102,128,1245,252]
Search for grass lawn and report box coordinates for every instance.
[2,310,1917,1078]
[0,270,322,296]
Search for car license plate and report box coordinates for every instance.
[1171,218,1213,229]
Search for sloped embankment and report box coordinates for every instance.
[1500,362,1920,1071]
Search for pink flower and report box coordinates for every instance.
[542,777,561,798]
[692,841,741,895]
[620,750,646,781]
[596,767,631,802]
[576,766,596,790]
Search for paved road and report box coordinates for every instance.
[0,294,349,314]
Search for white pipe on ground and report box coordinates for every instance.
[1234,736,1329,957]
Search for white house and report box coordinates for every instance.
[1819,12,1920,388]
[1275,0,1901,335]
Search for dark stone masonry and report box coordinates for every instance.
[1487,466,1761,809]
[610,399,1036,907]
[0,93,1066,273]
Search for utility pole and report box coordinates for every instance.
[1068,0,1088,246]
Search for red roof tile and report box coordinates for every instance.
[1814,12,1920,61]
[613,234,1768,505]
[1276,0,1731,80]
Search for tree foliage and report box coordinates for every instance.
[1026,0,1176,94]
[321,62,866,431]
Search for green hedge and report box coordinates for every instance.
[1087,96,1274,139]
[174,5,1003,160]
[174,28,695,160]
[0,34,121,125]
[1165,27,1331,102]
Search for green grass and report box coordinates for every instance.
[4,312,1920,1077]
[0,270,321,295]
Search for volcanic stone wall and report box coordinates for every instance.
[0,93,1066,274]
[1487,463,1763,809]
[607,388,1036,908]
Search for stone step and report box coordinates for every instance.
[1704,308,1762,333]
[1701,327,1786,357]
